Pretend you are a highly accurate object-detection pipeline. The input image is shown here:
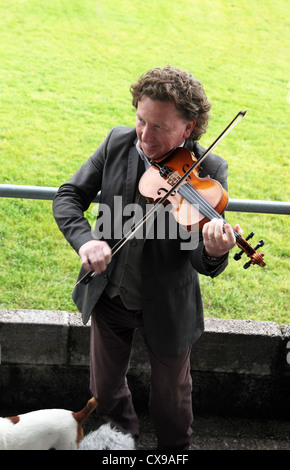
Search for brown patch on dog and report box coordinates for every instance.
[6,416,20,424]
[76,426,84,445]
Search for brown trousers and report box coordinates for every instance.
[90,292,193,450]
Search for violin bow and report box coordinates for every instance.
[165,110,247,190]
[76,110,247,286]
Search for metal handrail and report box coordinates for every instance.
[0,183,289,215]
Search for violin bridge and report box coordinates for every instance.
[167,171,181,186]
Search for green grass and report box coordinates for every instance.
[0,0,289,324]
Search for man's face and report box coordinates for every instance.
[136,95,196,160]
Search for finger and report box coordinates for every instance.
[102,244,112,263]
[213,219,226,241]
[80,254,94,271]
[234,223,243,236]
[221,224,238,248]
[202,218,218,241]
[91,244,111,270]
[89,244,112,274]
[92,260,107,275]
[202,224,209,241]
[204,218,224,243]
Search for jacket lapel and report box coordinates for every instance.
[125,145,145,206]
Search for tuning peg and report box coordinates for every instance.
[242,240,265,269]
[234,232,255,261]
[254,240,265,250]
[243,260,252,269]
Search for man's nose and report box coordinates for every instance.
[142,124,152,141]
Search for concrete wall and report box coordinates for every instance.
[0,309,289,418]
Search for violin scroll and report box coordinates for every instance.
[234,232,266,269]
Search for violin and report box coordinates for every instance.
[138,146,266,269]
[76,110,265,286]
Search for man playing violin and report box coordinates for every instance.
[53,66,241,450]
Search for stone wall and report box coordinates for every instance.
[0,309,289,418]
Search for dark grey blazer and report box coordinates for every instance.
[53,126,229,357]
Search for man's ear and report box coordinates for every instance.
[184,120,196,139]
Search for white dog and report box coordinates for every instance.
[79,423,135,450]
[0,397,97,450]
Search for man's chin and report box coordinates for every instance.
[145,148,169,161]
[140,143,174,161]
[149,148,176,161]
[142,149,160,160]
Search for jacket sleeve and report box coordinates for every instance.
[189,234,229,278]
[52,130,113,253]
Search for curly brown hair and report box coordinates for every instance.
[130,66,211,141]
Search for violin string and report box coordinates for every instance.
[179,182,249,249]
[177,182,248,248]
[178,183,224,226]
[182,182,254,252]
[77,175,248,286]
[178,183,221,219]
